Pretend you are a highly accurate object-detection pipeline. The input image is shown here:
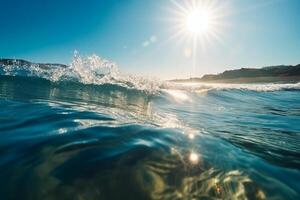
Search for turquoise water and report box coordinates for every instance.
[0,58,300,199]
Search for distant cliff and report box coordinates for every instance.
[172,64,300,83]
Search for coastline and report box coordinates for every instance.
[171,76,300,84]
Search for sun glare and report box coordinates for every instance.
[186,8,212,35]
[170,0,226,42]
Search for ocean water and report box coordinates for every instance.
[0,55,300,200]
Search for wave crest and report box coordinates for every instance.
[1,53,300,93]
[0,52,162,93]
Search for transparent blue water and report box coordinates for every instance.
[0,75,299,199]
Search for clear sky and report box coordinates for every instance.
[0,0,300,79]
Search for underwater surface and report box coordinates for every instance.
[0,55,299,200]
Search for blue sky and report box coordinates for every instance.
[0,0,300,79]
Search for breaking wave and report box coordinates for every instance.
[0,51,162,93]
[1,52,299,94]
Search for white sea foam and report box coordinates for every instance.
[168,81,300,92]
[0,51,162,93]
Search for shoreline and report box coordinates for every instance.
[170,76,300,84]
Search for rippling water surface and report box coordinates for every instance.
[0,58,300,200]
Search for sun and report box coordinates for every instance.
[169,0,226,42]
[185,8,212,35]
